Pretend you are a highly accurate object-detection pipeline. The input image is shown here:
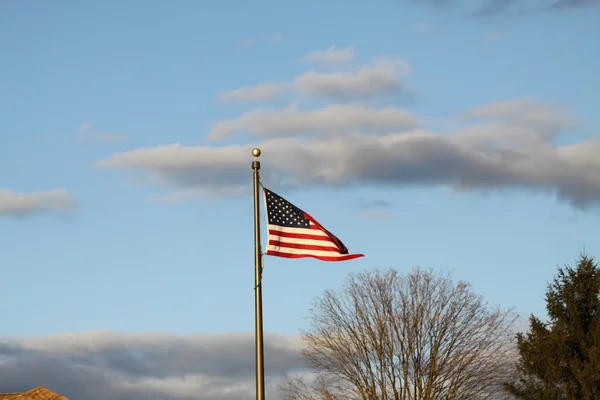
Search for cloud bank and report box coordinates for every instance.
[97,99,600,209]
[97,50,600,210]
[0,331,305,400]
[0,189,77,218]
[293,58,411,100]
[216,56,412,106]
[208,104,418,141]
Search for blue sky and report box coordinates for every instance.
[0,0,599,398]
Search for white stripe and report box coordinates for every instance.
[266,246,346,257]
[267,232,341,256]
[267,236,334,246]
[266,223,328,237]
[267,229,336,247]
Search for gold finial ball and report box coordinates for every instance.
[252,148,261,157]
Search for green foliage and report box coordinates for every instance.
[505,254,600,400]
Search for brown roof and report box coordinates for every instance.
[0,387,68,400]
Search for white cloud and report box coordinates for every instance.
[0,189,77,217]
[208,104,419,141]
[95,49,600,210]
[464,98,577,131]
[217,56,412,104]
[218,83,282,103]
[300,46,355,66]
[97,99,600,209]
[0,331,304,400]
[293,58,412,100]
[458,98,580,150]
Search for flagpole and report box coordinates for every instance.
[252,147,266,400]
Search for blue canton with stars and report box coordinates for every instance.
[264,189,310,228]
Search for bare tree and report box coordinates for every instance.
[281,268,518,400]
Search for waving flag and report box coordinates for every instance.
[263,188,364,262]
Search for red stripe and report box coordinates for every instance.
[303,213,347,253]
[268,240,341,252]
[268,229,330,241]
[265,250,364,262]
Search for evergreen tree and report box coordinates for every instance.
[505,254,600,400]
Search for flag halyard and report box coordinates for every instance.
[263,188,364,262]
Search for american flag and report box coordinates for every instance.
[263,188,364,262]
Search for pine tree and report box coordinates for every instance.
[505,254,600,400]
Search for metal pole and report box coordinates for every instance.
[251,148,265,400]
